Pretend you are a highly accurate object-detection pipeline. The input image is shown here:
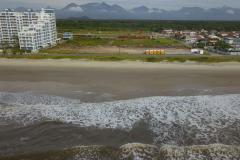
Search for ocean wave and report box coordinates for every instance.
[0,92,240,145]
[2,143,240,160]
[0,92,81,106]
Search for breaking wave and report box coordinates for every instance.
[0,92,240,145]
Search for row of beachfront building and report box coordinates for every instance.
[0,8,57,52]
[156,29,240,54]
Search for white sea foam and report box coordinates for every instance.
[0,92,240,145]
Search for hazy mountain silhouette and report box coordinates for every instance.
[8,2,240,20]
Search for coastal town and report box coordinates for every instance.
[158,29,240,55]
[0,8,240,57]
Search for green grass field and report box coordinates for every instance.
[65,37,181,47]
[40,37,184,54]
[3,53,240,63]
[112,38,181,47]
[66,37,111,46]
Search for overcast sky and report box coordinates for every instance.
[1,0,240,10]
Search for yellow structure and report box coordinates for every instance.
[145,49,165,55]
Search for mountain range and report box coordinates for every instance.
[16,2,240,20]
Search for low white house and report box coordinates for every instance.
[191,48,204,55]
[63,32,73,40]
[185,36,197,44]
[224,37,234,45]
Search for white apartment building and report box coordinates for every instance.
[0,8,57,51]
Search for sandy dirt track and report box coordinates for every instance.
[47,46,190,54]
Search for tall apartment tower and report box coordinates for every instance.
[0,8,57,51]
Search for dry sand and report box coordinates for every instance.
[0,59,240,102]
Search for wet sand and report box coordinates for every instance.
[0,59,240,102]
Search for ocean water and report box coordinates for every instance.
[0,92,240,159]
[0,92,240,160]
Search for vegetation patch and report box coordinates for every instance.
[2,53,240,63]
[57,20,240,33]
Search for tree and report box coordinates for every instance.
[2,41,9,56]
[215,41,232,51]
[196,42,206,48]
[12,35,20,55]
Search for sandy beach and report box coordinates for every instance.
[0,59,239,102]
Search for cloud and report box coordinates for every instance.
[69,6,83,12]
[1,0,240,10]
[226,9,235,14]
